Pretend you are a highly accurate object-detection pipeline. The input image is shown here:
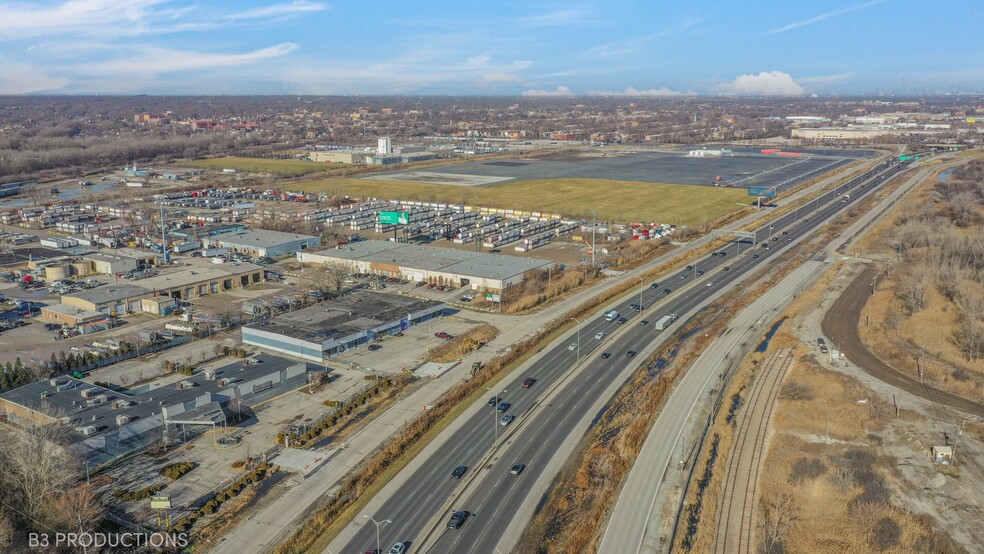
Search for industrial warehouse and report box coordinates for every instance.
[206,229,321,258]
[242,290,446,362]
[298,239,554,293]
[0,355,311,466]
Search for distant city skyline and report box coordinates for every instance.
[1,0,981,96]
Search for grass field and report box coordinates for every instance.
[296,177,749,226]
[185,156,333,176]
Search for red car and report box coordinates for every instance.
[523,378,536,388]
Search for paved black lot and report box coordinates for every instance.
[377,149,868,191]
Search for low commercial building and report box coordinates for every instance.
[39,303,110,326]
[298,239,554,293]
[310,151,370,164]
[242,290,445,362]
[84,252,140,275]
[0,355,312,466]
[135,261,264,302]
[61,284,153,316]
[209,229,321,258]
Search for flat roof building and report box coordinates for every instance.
[209,229,321,258]
[61,284,153,315]
[136,261,264,302]
[298,239,554,293]
[0,354,311,466]
[243,290,445,362]
[39,303,110,326]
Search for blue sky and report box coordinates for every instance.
[0,0,981,96]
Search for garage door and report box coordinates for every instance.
[412,271,424,282]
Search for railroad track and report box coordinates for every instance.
[714,348,794,554]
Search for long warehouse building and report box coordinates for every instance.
[297,239,553,293]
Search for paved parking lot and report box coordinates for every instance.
[333,315,483,374]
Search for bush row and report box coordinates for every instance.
[171,462,274,533]
[279,377,398,448]
[160,461,196,480]
[113,483,166,502]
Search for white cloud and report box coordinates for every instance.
[75,43,299,76]
[0,61,68,94]
[766,0,882,35]
[518,7,592,27]
[716,71,806,96]
[521,85,575,96]
[0,0,328,39]
[588,86,695,96]
[227,0,327,21]
[480,73,524,84]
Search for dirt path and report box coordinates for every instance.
[714,349,794,554]
[821,266,984,416]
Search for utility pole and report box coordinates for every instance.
[591,210,597,266]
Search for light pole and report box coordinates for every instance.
[363,515,391,554]
[571,317,581,361]
[636,276,644,310]
[489,387,507,449]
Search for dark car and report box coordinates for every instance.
[450,466,467,479]
[772,236,779,241]
[617,317,627,324]
[510,464,526,475]
[523,378,537,388]
[640,320,649,326]
[686,265,693,271]
[448,511,470,529]
[497,401,511,413]
[782,231,788,235]
[600,352,611,359]
[753,254,759,259]
[697,270,705,276]
[662,288,672,295]
[649,282,660,289]
[723,266,730,271]
[487,395,500,407]
[368,344,382,351]
[626,350,637,357]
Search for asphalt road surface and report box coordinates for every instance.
[822,266,984,416]
[341,156,914,554]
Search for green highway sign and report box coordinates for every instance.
[379,211,410,225]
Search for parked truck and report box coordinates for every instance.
[654,313,678,331]
[202,247,229,258]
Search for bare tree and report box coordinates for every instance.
[0,418,77,523]
[758,489,798,554]
[955,284,984,360]
[896,263,931,315]
[851,501,885,543]
[24,182,51,207]
[307,262,351,298]
[49,483,102,537]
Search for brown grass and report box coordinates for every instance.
[425,324,498,362]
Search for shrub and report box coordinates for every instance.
[177,365,194,376]
[160,461,196,480]
[870,517,901,551]
[789,457,827,483]
[231,460,247,470]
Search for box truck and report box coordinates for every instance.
[654,313,678,331]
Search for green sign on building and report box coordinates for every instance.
[379,211,411,225]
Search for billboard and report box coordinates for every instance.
[747,186,777,198]
[150,495,171,509]
[378,211,410,225]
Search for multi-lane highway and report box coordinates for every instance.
[339,156,916,554]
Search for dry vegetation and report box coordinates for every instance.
[426,324,498,362]
[758,351,965,553]
[494,266,603,314]
[857,157,984,401]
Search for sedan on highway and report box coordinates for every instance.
[510,464,526,475]
[706,282,714,287]
[487,396,500,407]
[617,317,628,324]
[626,350,637,357]
[662,288,672,295]
[388,543,408,554]
[649,282,660,289]
[450,465,467,479]
[523,377,537,388]
[723,266,730,271]
[497,402,511,413]
[600,352,611,359]
[447,511,470,529]
[595,331,606,340]
[640,320,649,326]
[568,343,577,351]
[500,414,515,426]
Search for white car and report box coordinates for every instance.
[595,331,606,340]
[706,282,713,287]
[568,343,577,351]
[388,543,408,554]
